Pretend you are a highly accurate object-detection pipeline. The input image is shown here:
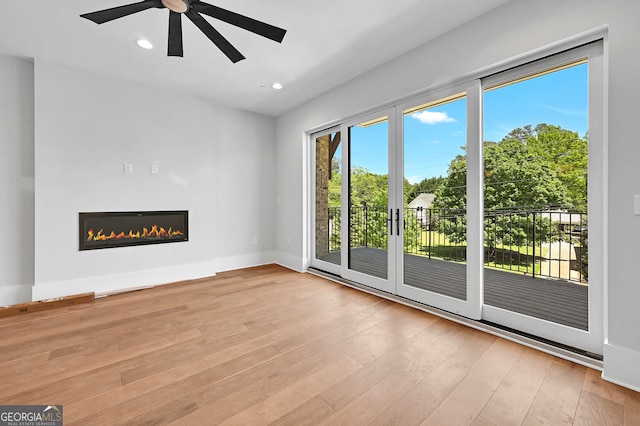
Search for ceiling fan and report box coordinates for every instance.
[80,0,287,63]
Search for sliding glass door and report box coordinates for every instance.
[310,41,603,354]
[481,42,603,353]
[395,83,482,319]
[341,110,395,294]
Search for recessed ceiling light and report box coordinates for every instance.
[271,83,283,90]
[135,39,153,50]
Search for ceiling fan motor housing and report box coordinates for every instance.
[161,0,191,13]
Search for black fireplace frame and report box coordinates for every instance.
[79,210,189,251]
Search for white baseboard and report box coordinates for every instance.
[214,251,276,273]
[0,284,33,306]
[32,260,218,301]
[274,251,306,273]
[30,252,294,302]
[602,341,640,392]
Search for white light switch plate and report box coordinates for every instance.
[635,195,640,215]
[123,163,133,174]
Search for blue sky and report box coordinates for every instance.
[347,63,588,184]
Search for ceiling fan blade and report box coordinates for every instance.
[168,11,184,57]
[192,3,287,43]
[185,10,245,63]
[80,0,164,24]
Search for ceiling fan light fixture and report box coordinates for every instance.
[161,0,190,13]
[135,38,154,49]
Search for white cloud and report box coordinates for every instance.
[406,175,421,184]
[412,111,456,125]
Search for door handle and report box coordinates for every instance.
[395,208,400,236]
[388,209,393,235]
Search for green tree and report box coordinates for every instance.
[434,125,574,246]
[328,165,390,249]
[504,124,588,211]
[348,166,388,207]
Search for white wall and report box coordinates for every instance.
[0,55,35,305]
[31,60,276,299]
[275,0,640,390]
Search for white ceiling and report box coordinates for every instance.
[0,0,512,116]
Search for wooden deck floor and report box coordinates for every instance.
[319,247,588,330]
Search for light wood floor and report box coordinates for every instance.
[0,264,637,425]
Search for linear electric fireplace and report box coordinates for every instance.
[79,210,188,251]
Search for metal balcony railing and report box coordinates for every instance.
[326,206,588,283]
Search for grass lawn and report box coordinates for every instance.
[407,230,547,275]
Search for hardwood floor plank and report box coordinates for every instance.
[316,319,453,413]
[318,349,403,411]
[70,367,225,424]
[527,358,587,424]
[3,368,122,406]
[582,367,640,417]
[268,395,336,426]
[522,413,554,425]
[320,373,414,425]
[0,351,51,375]
[219,356,362,425]
[118,330,206,385]
[573,390,624,426]
[193,313,384,410]
[479,348,555,425]
[422,338,524,425]
[444,327,499,373]
[471,416,498,426]
[48,334,120,360]
[170,381,270,425]
[269,308,386,356]
[0,264,635,426]
[0,328,206,397]
[625,400,640,426]
[399,319,472,385]
[371,362,468,425]
[64,358,209,424]
[583,367,640,425]
[123,393,200,426]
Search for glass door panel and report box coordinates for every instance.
[342,112,395,293]
[396,83,481,319]
[313,129,342,269]
[402,94,468,299]
[483,62,588,325]
[481,41,603,354]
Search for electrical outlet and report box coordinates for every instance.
[150,163,159,174]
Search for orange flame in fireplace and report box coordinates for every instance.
[87,226,183,242]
